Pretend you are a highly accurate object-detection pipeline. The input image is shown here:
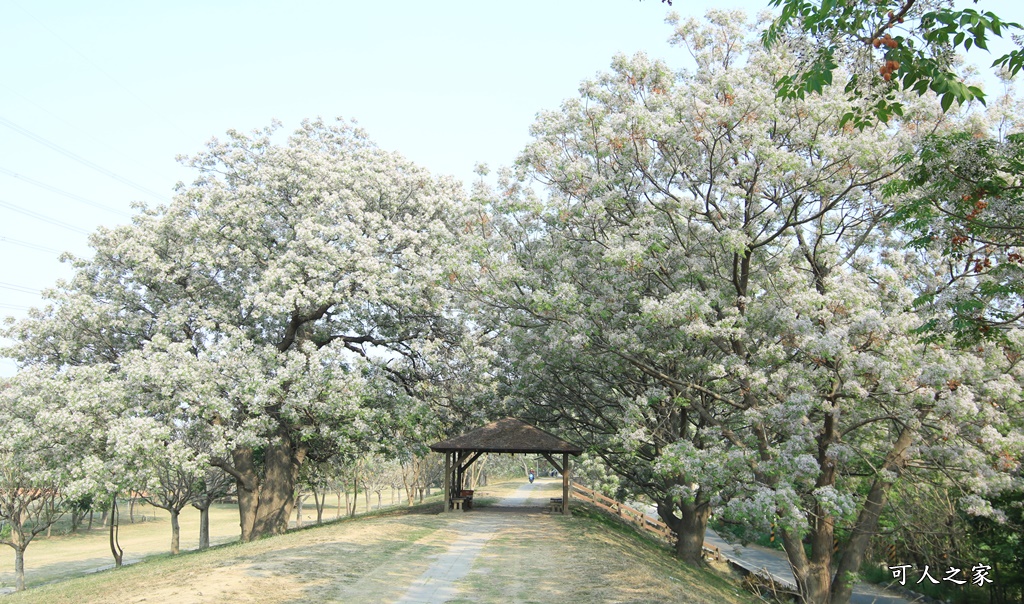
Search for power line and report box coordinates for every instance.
[0,116,170,202]
[0,303,32,312]
[0,282,41,295]
[7,89,169,184]
[12,1,185,135]
[0,166,133,218]
[0,235,63,255]
[0,197,90,235]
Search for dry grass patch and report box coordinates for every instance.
[452,492,758,603]
[2,503,448,604]
[3,481,757,604]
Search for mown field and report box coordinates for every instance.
[1,480,758,604]
[0,487,422,594]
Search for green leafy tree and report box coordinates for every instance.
[889,129,1024,343]
[763,0,1023,125]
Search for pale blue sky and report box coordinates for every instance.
[1,0,1021,376]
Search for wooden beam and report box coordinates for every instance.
[541,453,563,474]
[458,451,484,473]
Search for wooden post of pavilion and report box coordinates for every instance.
[443,451,451,513]
[456,452,465,496]
[562,452,570,515]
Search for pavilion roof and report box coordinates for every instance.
[429,417,583,455]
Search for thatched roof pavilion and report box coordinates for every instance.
[430,417,583,515]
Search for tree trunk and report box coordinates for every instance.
[88,509,94,531]
[231,446,259,542]
[13,545,25,592]
[109,497,123,568]
[782,524,833,604]
[198,505,210,550]
[831,422,918,603]
[251,437,303,538]
[228,437,306,541]
[169,508,181,554]
[313,489,324,524]
[657,491,711,566]
[129,495,136,524]
[295,494,305,529]
[349,473,357,517]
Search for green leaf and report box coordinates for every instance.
[941,92,954,112]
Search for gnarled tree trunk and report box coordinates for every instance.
[224,433,308,542]
[657,488,712,566]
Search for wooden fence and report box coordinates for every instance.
[570,482,720,561]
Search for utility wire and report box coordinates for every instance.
[0,198,90,235]
[13,1,185,135]
[0,303,32,312]
[0,282,41,295]
[0,166,133,219]
[0,235,63,255]
[0,116,170,202]
[7,89,169,184]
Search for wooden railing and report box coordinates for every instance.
[570,482,720,561]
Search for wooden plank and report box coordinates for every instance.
[571,481,721,558]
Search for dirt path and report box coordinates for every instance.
[396,482,542,603]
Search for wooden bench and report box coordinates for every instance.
[451,497,467,511]
[548,497,563,512]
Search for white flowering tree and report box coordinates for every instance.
[472,11,1024,603]
[4,118,477,542]
[190,466,234,550]
[121,428,204,555]
[0,368,107,591]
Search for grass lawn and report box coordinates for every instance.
[2,480,759,603]
[0,487,424,594]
